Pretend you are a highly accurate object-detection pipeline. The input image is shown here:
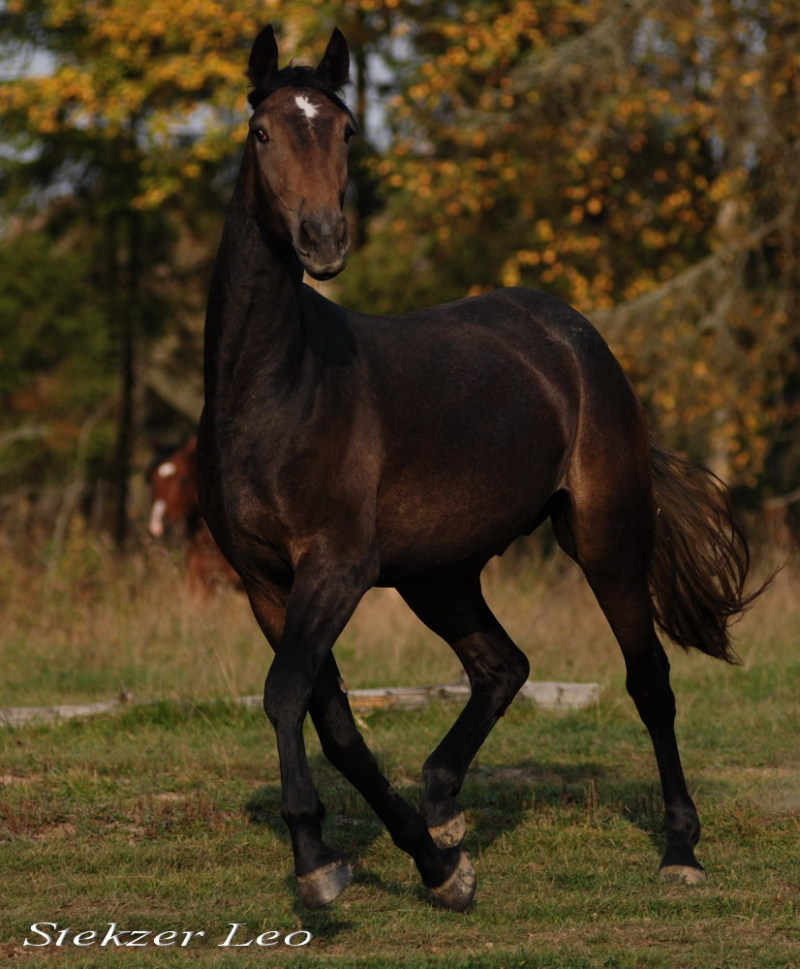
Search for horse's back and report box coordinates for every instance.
[342,285,640,458]
[325,286,643,575]
[329,285,629,397]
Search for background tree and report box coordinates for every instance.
[0,0,261,547]
[339,0,800,501]
[1,0,797,555]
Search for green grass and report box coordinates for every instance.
[1,700,798,967]
[1,537,798,967]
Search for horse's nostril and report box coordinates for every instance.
[300,216,347,253]
[298,221,315,254]
[336,217,348,249]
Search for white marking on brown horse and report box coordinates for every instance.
[148,498,168,537]
[295,94,319,120]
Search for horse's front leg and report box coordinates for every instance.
[247,561,474,910]
[308,652,475,909]
[255,552,374,908]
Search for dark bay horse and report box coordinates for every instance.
[147,438,240,596]
[197,25,762,911]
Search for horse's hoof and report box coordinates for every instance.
[659,864,706,886]
[428,811,467,849]
[430,851,476,911]
[297,859,353,908]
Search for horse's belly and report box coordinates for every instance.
[374,435,563,577]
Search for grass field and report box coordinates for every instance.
[1,533,798,967]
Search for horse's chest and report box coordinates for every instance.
[219,425,368,561]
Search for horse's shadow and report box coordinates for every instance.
[243,754,671,917]
[460,758,666,851]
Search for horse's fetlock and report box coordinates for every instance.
[664,806,700,844]
[422,762,457,797]
[282,799,326,836]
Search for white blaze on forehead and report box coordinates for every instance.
[295,94,319,120]
[157,461,177,478]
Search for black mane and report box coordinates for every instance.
[247,65,354,121]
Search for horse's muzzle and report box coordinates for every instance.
[296,214,349,280]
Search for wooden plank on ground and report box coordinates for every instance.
[0,680,600,728]
[344,681,601,713]
[0,699,127,727]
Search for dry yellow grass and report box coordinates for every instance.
[0,525,791,708]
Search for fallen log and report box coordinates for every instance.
[0,680,600,728]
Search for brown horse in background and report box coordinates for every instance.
[147,438,240,597]
[196,25,764,911]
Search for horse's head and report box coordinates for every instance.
[246,26,355,281]
[147,438,199,538]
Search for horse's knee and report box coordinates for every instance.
[263,664,302,728]
[262,675,279,725]
[506,646,530,695]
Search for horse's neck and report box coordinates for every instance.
[203,153,304,407]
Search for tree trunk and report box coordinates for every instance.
[110,208,141,552]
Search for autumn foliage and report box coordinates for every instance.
[1,0,798,547]
[337,0,800,493]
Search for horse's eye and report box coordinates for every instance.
[344,124,355,144]
[253,126,269,143]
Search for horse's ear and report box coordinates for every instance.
[315,28,349,91]
[248,24,279,87]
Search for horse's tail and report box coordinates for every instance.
[648,438,765,664]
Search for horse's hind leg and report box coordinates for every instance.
[551,494,706,884]
[398,574,530,853]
